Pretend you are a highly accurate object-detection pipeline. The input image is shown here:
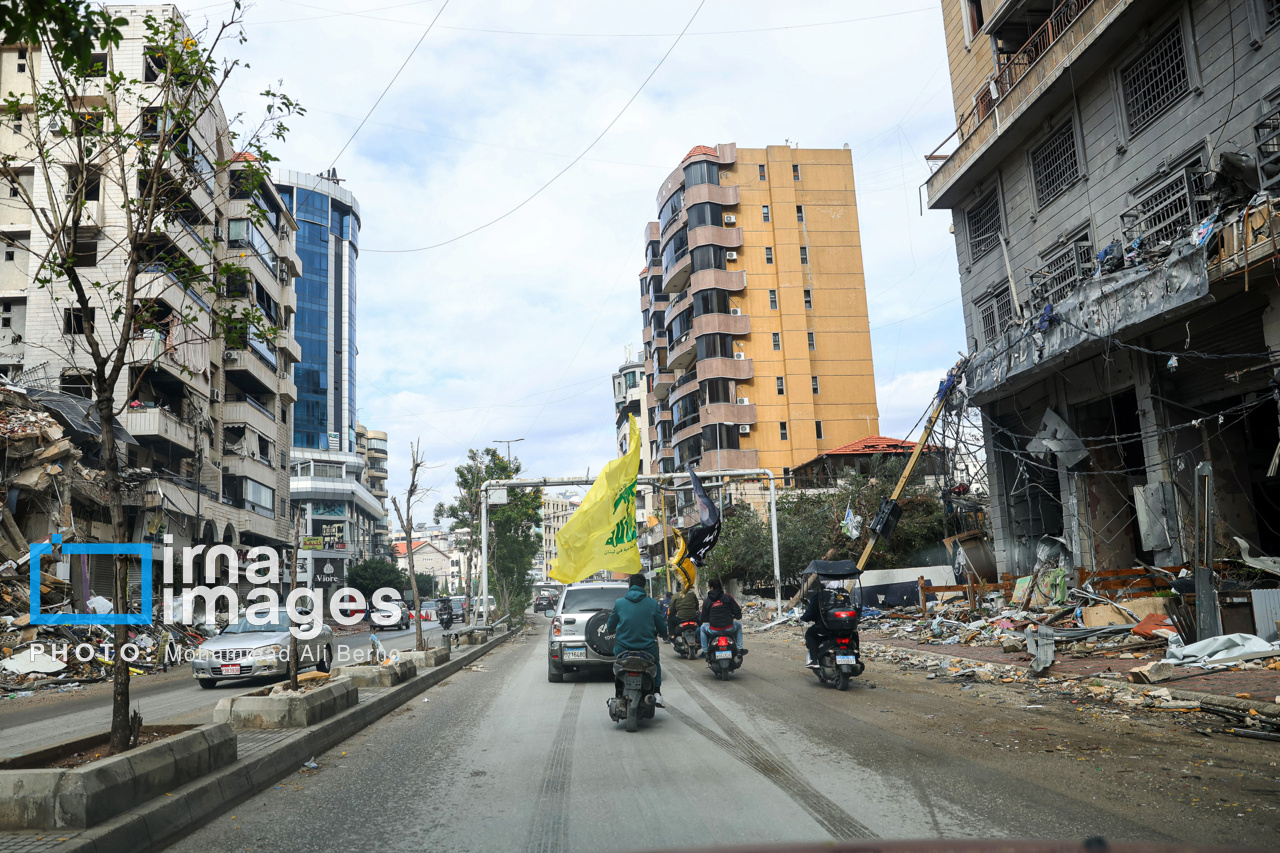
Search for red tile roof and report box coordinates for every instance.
[825,435,938,456]
[682,145,718,162]
[230,152,258,162]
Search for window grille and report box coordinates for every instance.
[1030,122,1079,207]
[1031,239,1093,306]
[978,287,1014,345]
[966,192,1001,261]
[1266,0,1280,30]
[1256,101,1280,192]
[1121,23,1189,135]
[1122,168,1212,245]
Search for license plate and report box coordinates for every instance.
[715,651,732,659]
[835,655,856,666]
[221,664,241,675]
[563,648,586,660]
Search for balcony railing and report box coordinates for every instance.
[225,393,276,421]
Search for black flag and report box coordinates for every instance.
[685,468,721,566]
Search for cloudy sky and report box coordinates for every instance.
[177,0,964,507]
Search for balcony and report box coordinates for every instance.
[926,0,1133,209]
[693,312,749,338]
[670,372,701,407]
[702,448,757,470]
[221,394,277,435]
[222,451,276,480]
[668,330,696,371]
[662,251,691,294]
[702,402,756,426]
[651,369,675,398]
[697,356,753,381]
[689,268,745,295]
[684,183,738,208]
[673,421,703,447]
[223,347,279,397]
[120,405,196,455]
[689,225,743,251]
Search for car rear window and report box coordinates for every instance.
[562,587,625,613]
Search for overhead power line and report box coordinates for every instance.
[328,0,452,170]
[360,0,708,254]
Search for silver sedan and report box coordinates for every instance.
[191,609,335,689]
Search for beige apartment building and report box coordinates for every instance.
[641,144,879,481]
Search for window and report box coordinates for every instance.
[800,247,809,265]
[8,185,17,197]
[966,192,1001,261]
[3,251,12,262]
[979,287,1014,345]
[71,241,98,268]
[690,244,725,273]
[683,160,719,188]
[796,205,805,222]
[60,372,91,399]
[686,201,723,229]
[792,164,800,181]
[1031,122,1080,207]
[2,302,9,312]
[659,188,684,232]
[1121,23,1190,135]
[779,422,788,441]
[1,318,9,328]
[776,377,785,395]
[624,371,638,389]
[816,421,824,440]
[783,466,792,486]
[964,0,985,40]
[811,376,819,394]
[1266,0,1280,30]
[765,247,773,265]
[803,288,812,309]
[16,62,24,73]
[762,205,770,223]
[702,378,732,404]
[87,52,107,77]
[807,331,815,350]
[695,333,735,360]
[63,307,95,335]
[772,332,781,351]
[758,164,766,181]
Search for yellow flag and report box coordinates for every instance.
[549,415,642,584]
[669,529,697,590]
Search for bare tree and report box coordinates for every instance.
[390,440,433,651]
[0,9,300,753]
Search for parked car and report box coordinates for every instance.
[546,581,629,683]
[191,608,334,689]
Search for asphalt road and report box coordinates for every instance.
[0,624,444,756]
[161,624,1254,853]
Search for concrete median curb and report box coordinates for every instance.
[30,626,517,853]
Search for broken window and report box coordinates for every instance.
[60,372,92,398]
[1123,168,1212,245]
[86,53,107,77]
[1031,122,1079,207]
[1121,23,1189,135]
[965,0,985,40]
[71,241,98,268]
[1031,237,1093,306]
[63,306,95,335]
[966,191,1001,261]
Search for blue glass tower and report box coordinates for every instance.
[273,170,360,451]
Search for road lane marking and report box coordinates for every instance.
[666,671,877,840]
[524,682,586,853]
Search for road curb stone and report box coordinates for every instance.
[1,627,517,853]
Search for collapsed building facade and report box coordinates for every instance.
[0,7,301,608]
[927,0,1280,581]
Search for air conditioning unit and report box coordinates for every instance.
[211,389,223,403]
[725,251,738,261]
[729,307,740,315]
[736,397,749,405]
[723,214,736,225]
[733,352,746,360]
[738,425,750,435]
[278,264,290,285]
[222,351,239,363]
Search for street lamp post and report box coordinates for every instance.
[492,438,524,460]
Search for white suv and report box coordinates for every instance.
[545,581,629,683]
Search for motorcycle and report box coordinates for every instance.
[803,559,866,691]
[670,620,699,659]
[607,650,659,733]
[438,603,454,631]
[705,626,743,680]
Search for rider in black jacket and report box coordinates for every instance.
[697,578,745,657]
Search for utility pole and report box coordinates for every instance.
[492,438,524,460]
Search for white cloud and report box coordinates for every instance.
[176,0,966,502]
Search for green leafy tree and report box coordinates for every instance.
[434,449,541,624]
[347,558,404,601]
[0,7,300,753]
[0,0,126,72]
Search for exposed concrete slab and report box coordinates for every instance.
[330,660,416,687]
[214,678,357,729]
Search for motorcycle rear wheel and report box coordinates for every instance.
[626,702,639,732]
[837,672,850,691]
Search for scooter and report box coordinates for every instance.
[607,650,659,733]
[670,620,699,659]
[705,626,744,680]
[802,559,866,692]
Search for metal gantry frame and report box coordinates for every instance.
[477,469,781,624]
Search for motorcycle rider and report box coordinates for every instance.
[666,582,699,639]
[697,577,745,658]
[801,580,847,668]
[606,573,669,707]
[437,595,454,627]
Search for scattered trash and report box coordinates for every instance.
[302,758,318,770]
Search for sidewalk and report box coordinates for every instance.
[866,630,1280,702]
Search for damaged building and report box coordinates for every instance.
[0,8,302,610]
[927,1,1280,586]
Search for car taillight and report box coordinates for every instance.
[836,636,851,647]
[833,611,857,619]
[715,636,731,648]
[552,617,561,637]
